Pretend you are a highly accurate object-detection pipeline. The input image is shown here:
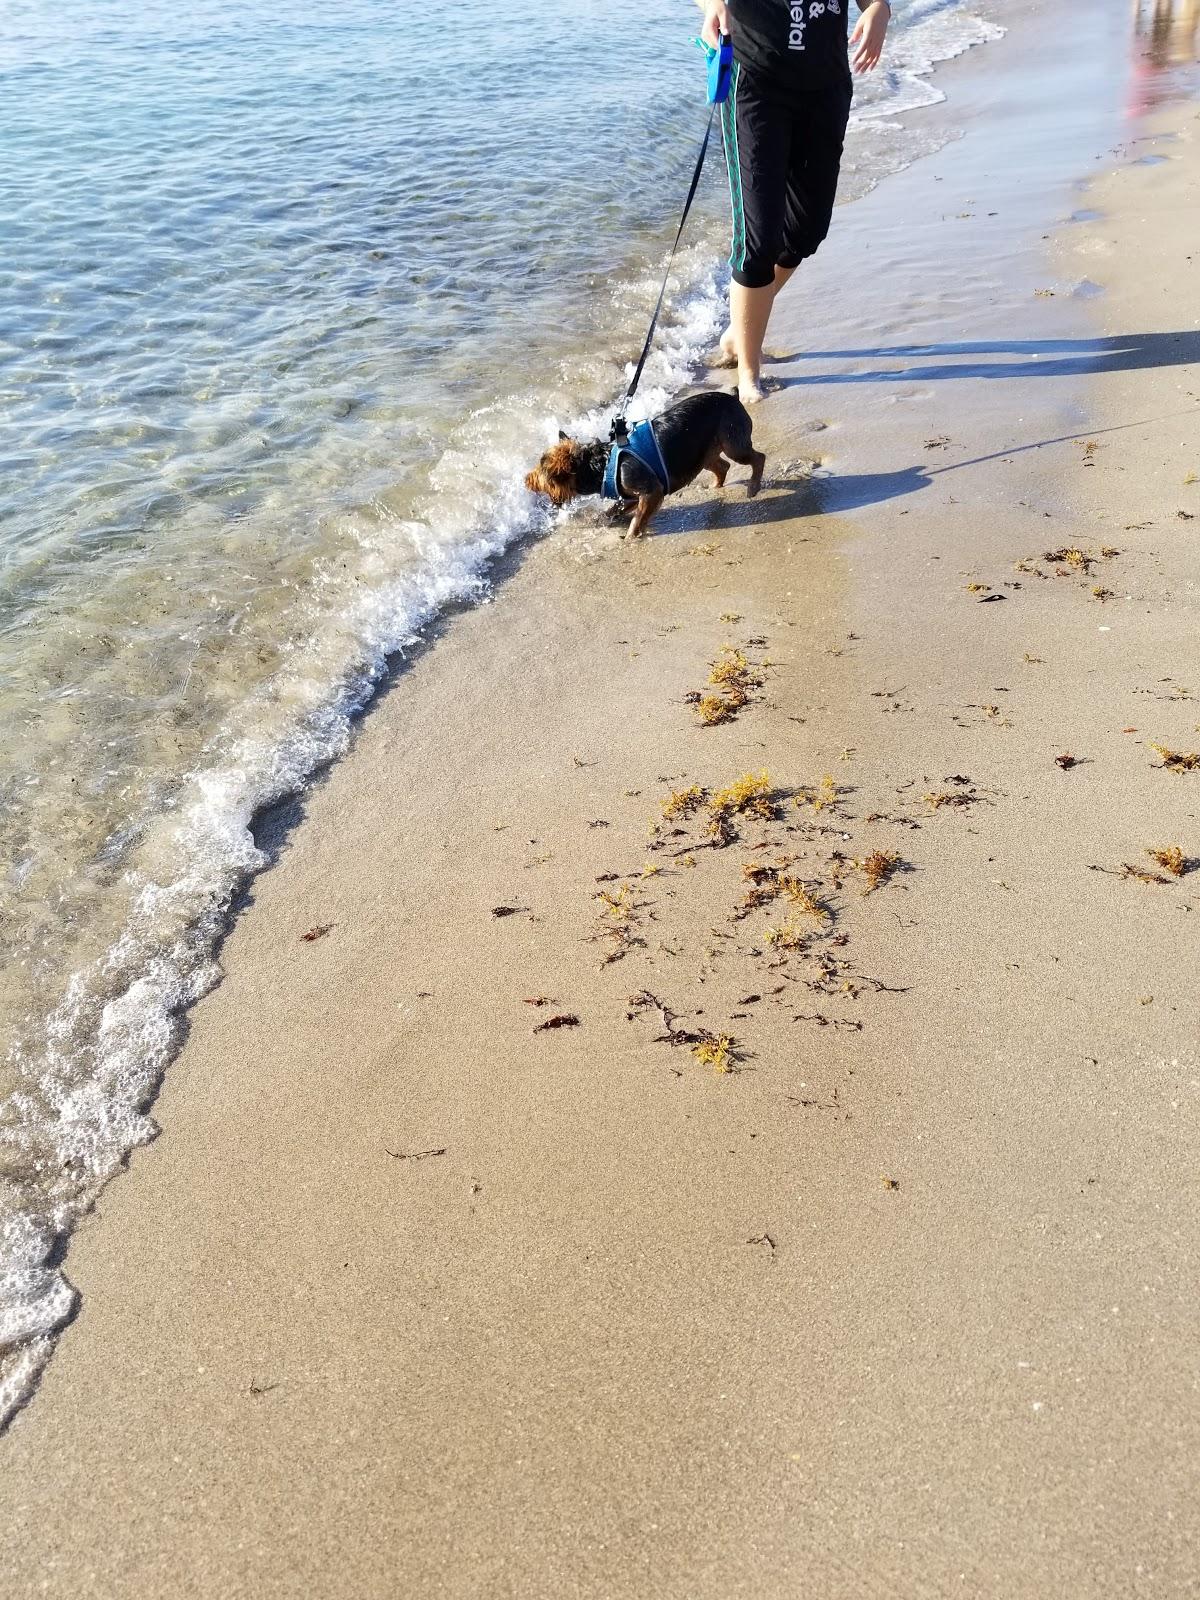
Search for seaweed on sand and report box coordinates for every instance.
[922,774,989,812]
[661,784,707,821]
[627,991,742,1074]
[534,1013,581,1033]
[591,883,645,966]
[730,856,798,920]
[1089,862,1172,886]
[737,864,832,928]
[792,1012,863,1032]
[708,771,781,842]
[779,876,831,919]
[763,915,815,953]
[1043,547,1095,574]
[691,1032,738,1073]
[697,692,744,726]
[695,646,766,727]
[711,771,778,816]
[1149,744,1200,772]
[794,775,840,813]
[734,883,780,920]
[1148,845,1190,877]
[709,646,762,691]
[742,861,784,885]
[858,849,901,895]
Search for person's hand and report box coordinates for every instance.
[851,1,889,71]
[701,1,732,49]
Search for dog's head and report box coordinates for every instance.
[525,433,585,507]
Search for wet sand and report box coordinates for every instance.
[3,11,1200,1599]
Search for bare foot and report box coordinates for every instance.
[739,372,767,406]
[710,329,739,369]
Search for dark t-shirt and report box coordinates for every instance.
[727,0,852,88]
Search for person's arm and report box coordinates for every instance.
[699,0,732,49]
[851,0,890,72]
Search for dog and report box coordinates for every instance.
[524,389,766,538]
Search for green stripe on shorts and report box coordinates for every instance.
[721,62,746,274]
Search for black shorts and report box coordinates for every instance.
[720,67,853,290]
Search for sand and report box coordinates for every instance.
[3,10,1199,1598]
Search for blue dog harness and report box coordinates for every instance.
[602,420,670,501]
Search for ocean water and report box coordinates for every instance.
[0,0,1003,1425]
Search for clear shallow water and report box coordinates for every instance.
[0,0,1002,1423]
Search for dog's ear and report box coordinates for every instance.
[558,430,569,441]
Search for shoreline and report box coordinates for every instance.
[4,6,1200,1598]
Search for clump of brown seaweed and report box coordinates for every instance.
[626,991,741,1074]
[794,774,840,813]
[591,883,646,966]
[922,778,985,811]
[1149,743,1200,772]
[858,848,901,895]
[1148,845,1190,877]
[661,785,706,821]
[691,644,765,726]
[1044,546,1095,573]
[708,771,781,845]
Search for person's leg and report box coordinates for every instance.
[727,80,849,382]
[719,261,797,368]
[728,281,773,402]
[771,83,853,326]
[719,66,789,404]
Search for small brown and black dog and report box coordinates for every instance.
[524,389,765,538]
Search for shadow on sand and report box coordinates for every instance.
[766,330,1200,386]
[644,389,1198,527]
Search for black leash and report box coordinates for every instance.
[610,100,717,443]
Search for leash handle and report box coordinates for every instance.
[613,101,717,440]
[708,32,734,104]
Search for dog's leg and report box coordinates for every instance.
[720,410,766,499]
[723,444,766,499]
[626,490,664,538]
[606,498,637,524]
[704,444,730,488]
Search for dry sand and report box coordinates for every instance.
[3,19,1200,1600]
